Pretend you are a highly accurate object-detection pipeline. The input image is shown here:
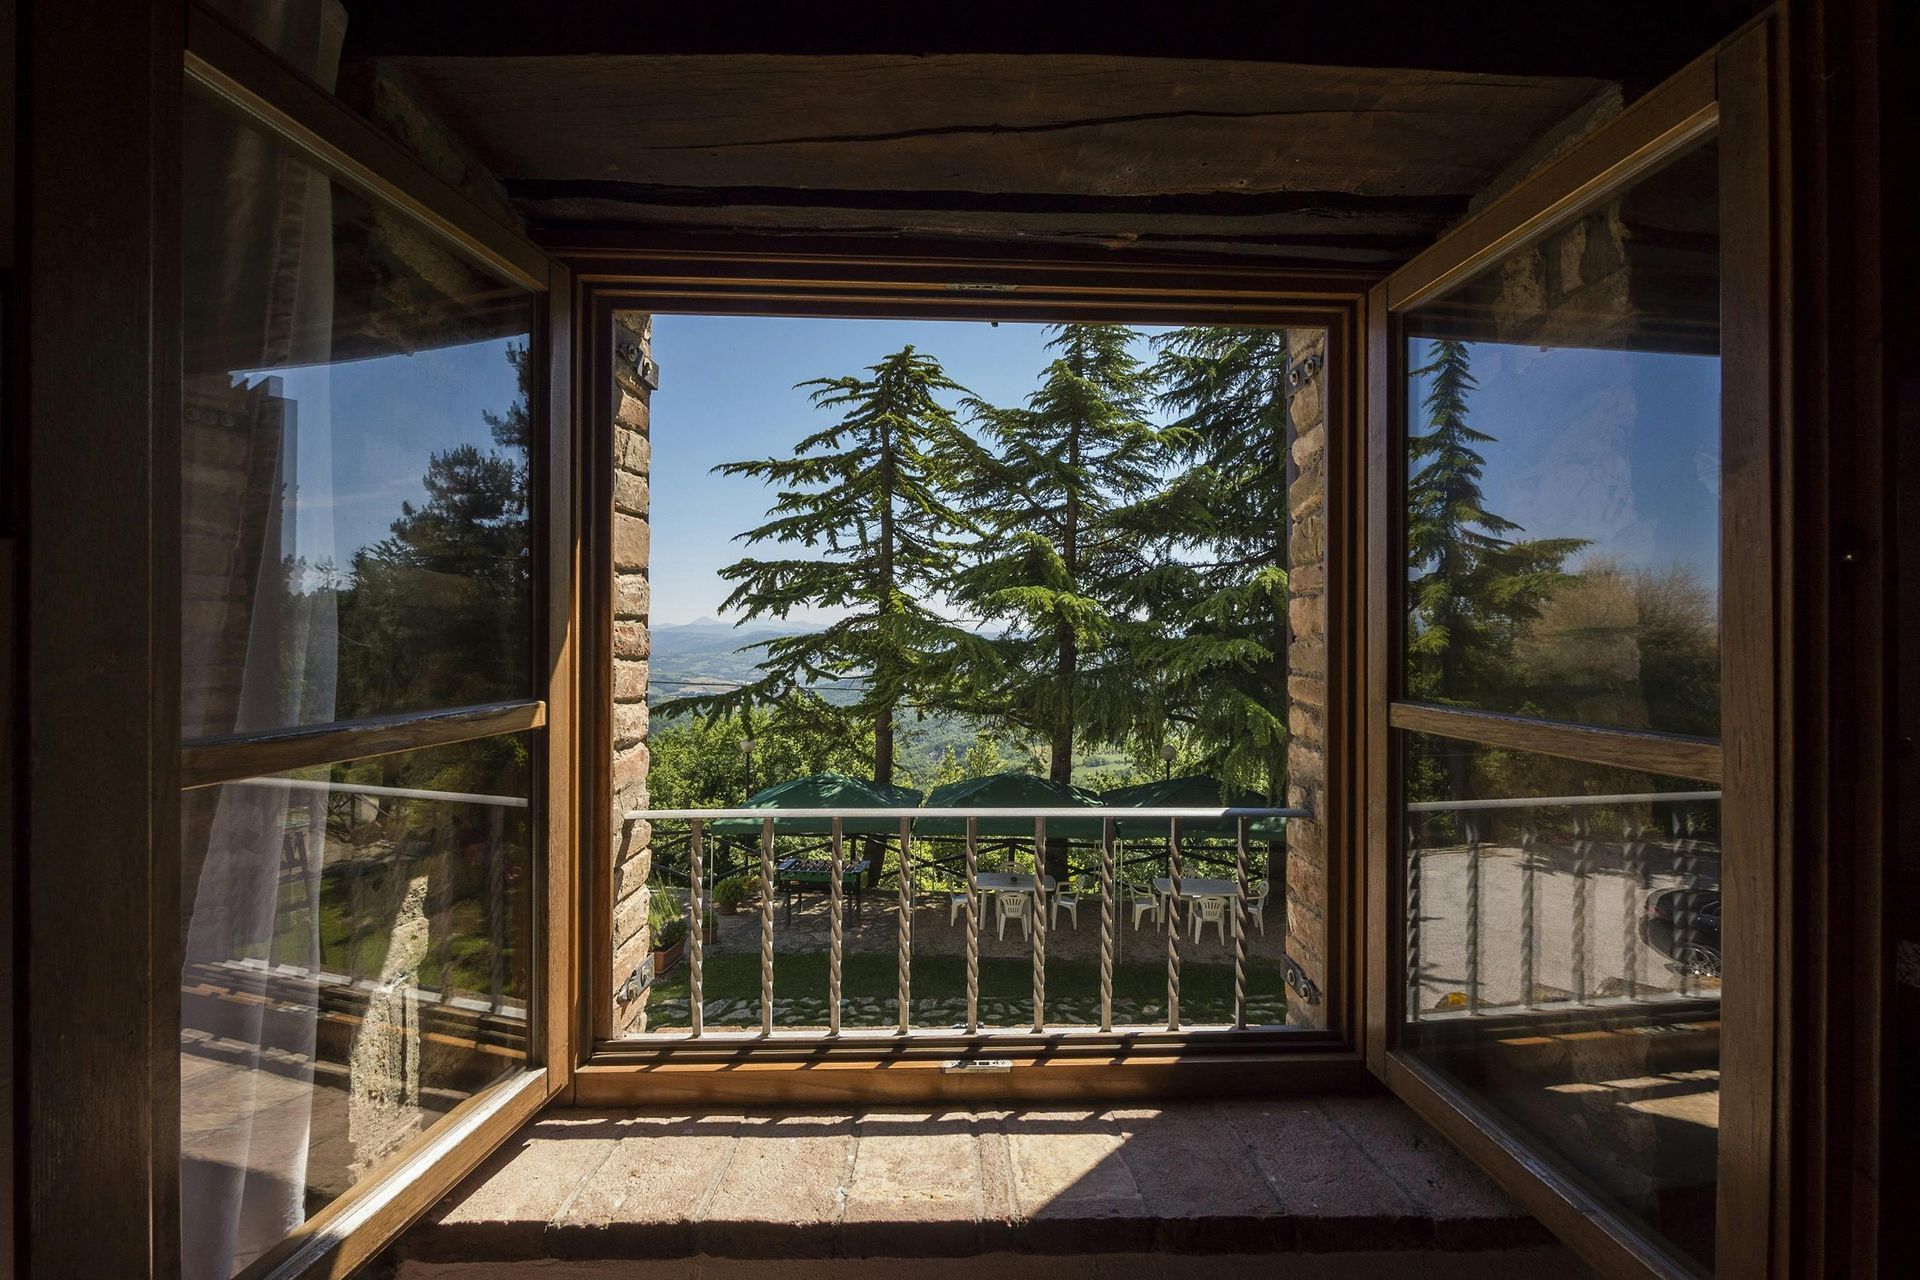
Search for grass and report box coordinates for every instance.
[645,947,1290,1029]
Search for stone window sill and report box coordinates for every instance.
[384,1095,1590,1276]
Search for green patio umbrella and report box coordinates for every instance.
[1102,775,1287,838]
[914,771,1106,840]
[706,771,923,837]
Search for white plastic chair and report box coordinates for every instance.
[1234,882,1269,936]
[1190,895,1229,944]
[1051,875,1093,929]
[948,890,971,926]
[996,891,1031,940]
[1126,883,1160,929]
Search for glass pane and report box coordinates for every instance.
[181,92,537,740]
[1402,140,1720,736]
[1398,732,1722,1269]
[179,735,532,1277]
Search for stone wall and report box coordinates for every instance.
[609,312,655,1033]
[1283,327,1329,1029]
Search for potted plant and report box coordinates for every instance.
[649,891,687,976]
[714,874,750,915]
[701,907,720,946]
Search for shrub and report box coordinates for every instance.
[654,915,687,950]
[714,875,751,909]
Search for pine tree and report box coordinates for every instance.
[1129,326,1297,797]
[949,324,1171,869]
[654,346,983,786]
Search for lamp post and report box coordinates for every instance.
[739,736,757,801]
[1160,742,1177,782]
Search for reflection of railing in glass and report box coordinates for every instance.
[219,776,528,1014]
[627,805,1309,1037]
[1404,790,1720,1022]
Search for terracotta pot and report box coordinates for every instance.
[650,938,684,976]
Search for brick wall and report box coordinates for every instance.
[1284,328,1329,1029]
[609,313,655,1033]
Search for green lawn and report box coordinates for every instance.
[644,947,1289,1029]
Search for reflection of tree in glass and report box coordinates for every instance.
[1511,560,1718,736]
[1406,339,1584,808]
[337,342,532,717]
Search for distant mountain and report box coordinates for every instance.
[647,618,831,702]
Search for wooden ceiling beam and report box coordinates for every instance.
[341,0,1758,92]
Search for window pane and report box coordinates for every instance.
[182,92,537,739]
[1398,732,1722,1269]
[179,735,532,1277]
[1402,141,1719,736]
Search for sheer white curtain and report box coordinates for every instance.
[180,5,347,1275]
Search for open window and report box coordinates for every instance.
[1366,32,1783,1279]
[170,15,576,1277]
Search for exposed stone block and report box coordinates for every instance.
[1290,422,1320,474]
[614,573,650,621]
[1287,674,1325,707]
[615,388,649,430]
[618,431,651,474]
[612,742,651,795]
[613,658,649,702]
[613,881,650,951]
[612,621,650,660]
[613,468,649,516]
[1288,593,1323,638]
[613,700,649,748]
[1289,638,1326,677]
[613,514,650,572]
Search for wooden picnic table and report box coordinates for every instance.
[775,856,871,924]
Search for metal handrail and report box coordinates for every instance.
[627,805,1305,821]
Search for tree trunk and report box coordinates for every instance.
[1043,414,1083,881]
[874,706,894,788]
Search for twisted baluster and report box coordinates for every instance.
[1520,822,1537,1010]
[1166,821,1183,1030]
[1465,816,1481,1014]
[1099,819,1116,1032]
[1233,817,1249,1030]
[689,820,705,1037]
[1572,813,1592,1004]
[1622,826,1646,1001]
[965,817,980,1033]
[759,817,775,1036]
[1405,820,1422,1021]
[896,819,912,1034]
[1031,817,1047,1032]
[829,818,843,1036]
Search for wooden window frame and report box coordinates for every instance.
[556,245,1379,1104]
[1363,22,1788,1280]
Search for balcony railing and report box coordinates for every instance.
[622,805,1308,1039]
[1403,789,1722,1023]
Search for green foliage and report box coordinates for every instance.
[656,347,993,785]
[713,875,752,908]
[948,325,1173,788]
[1129,326,1299,795]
